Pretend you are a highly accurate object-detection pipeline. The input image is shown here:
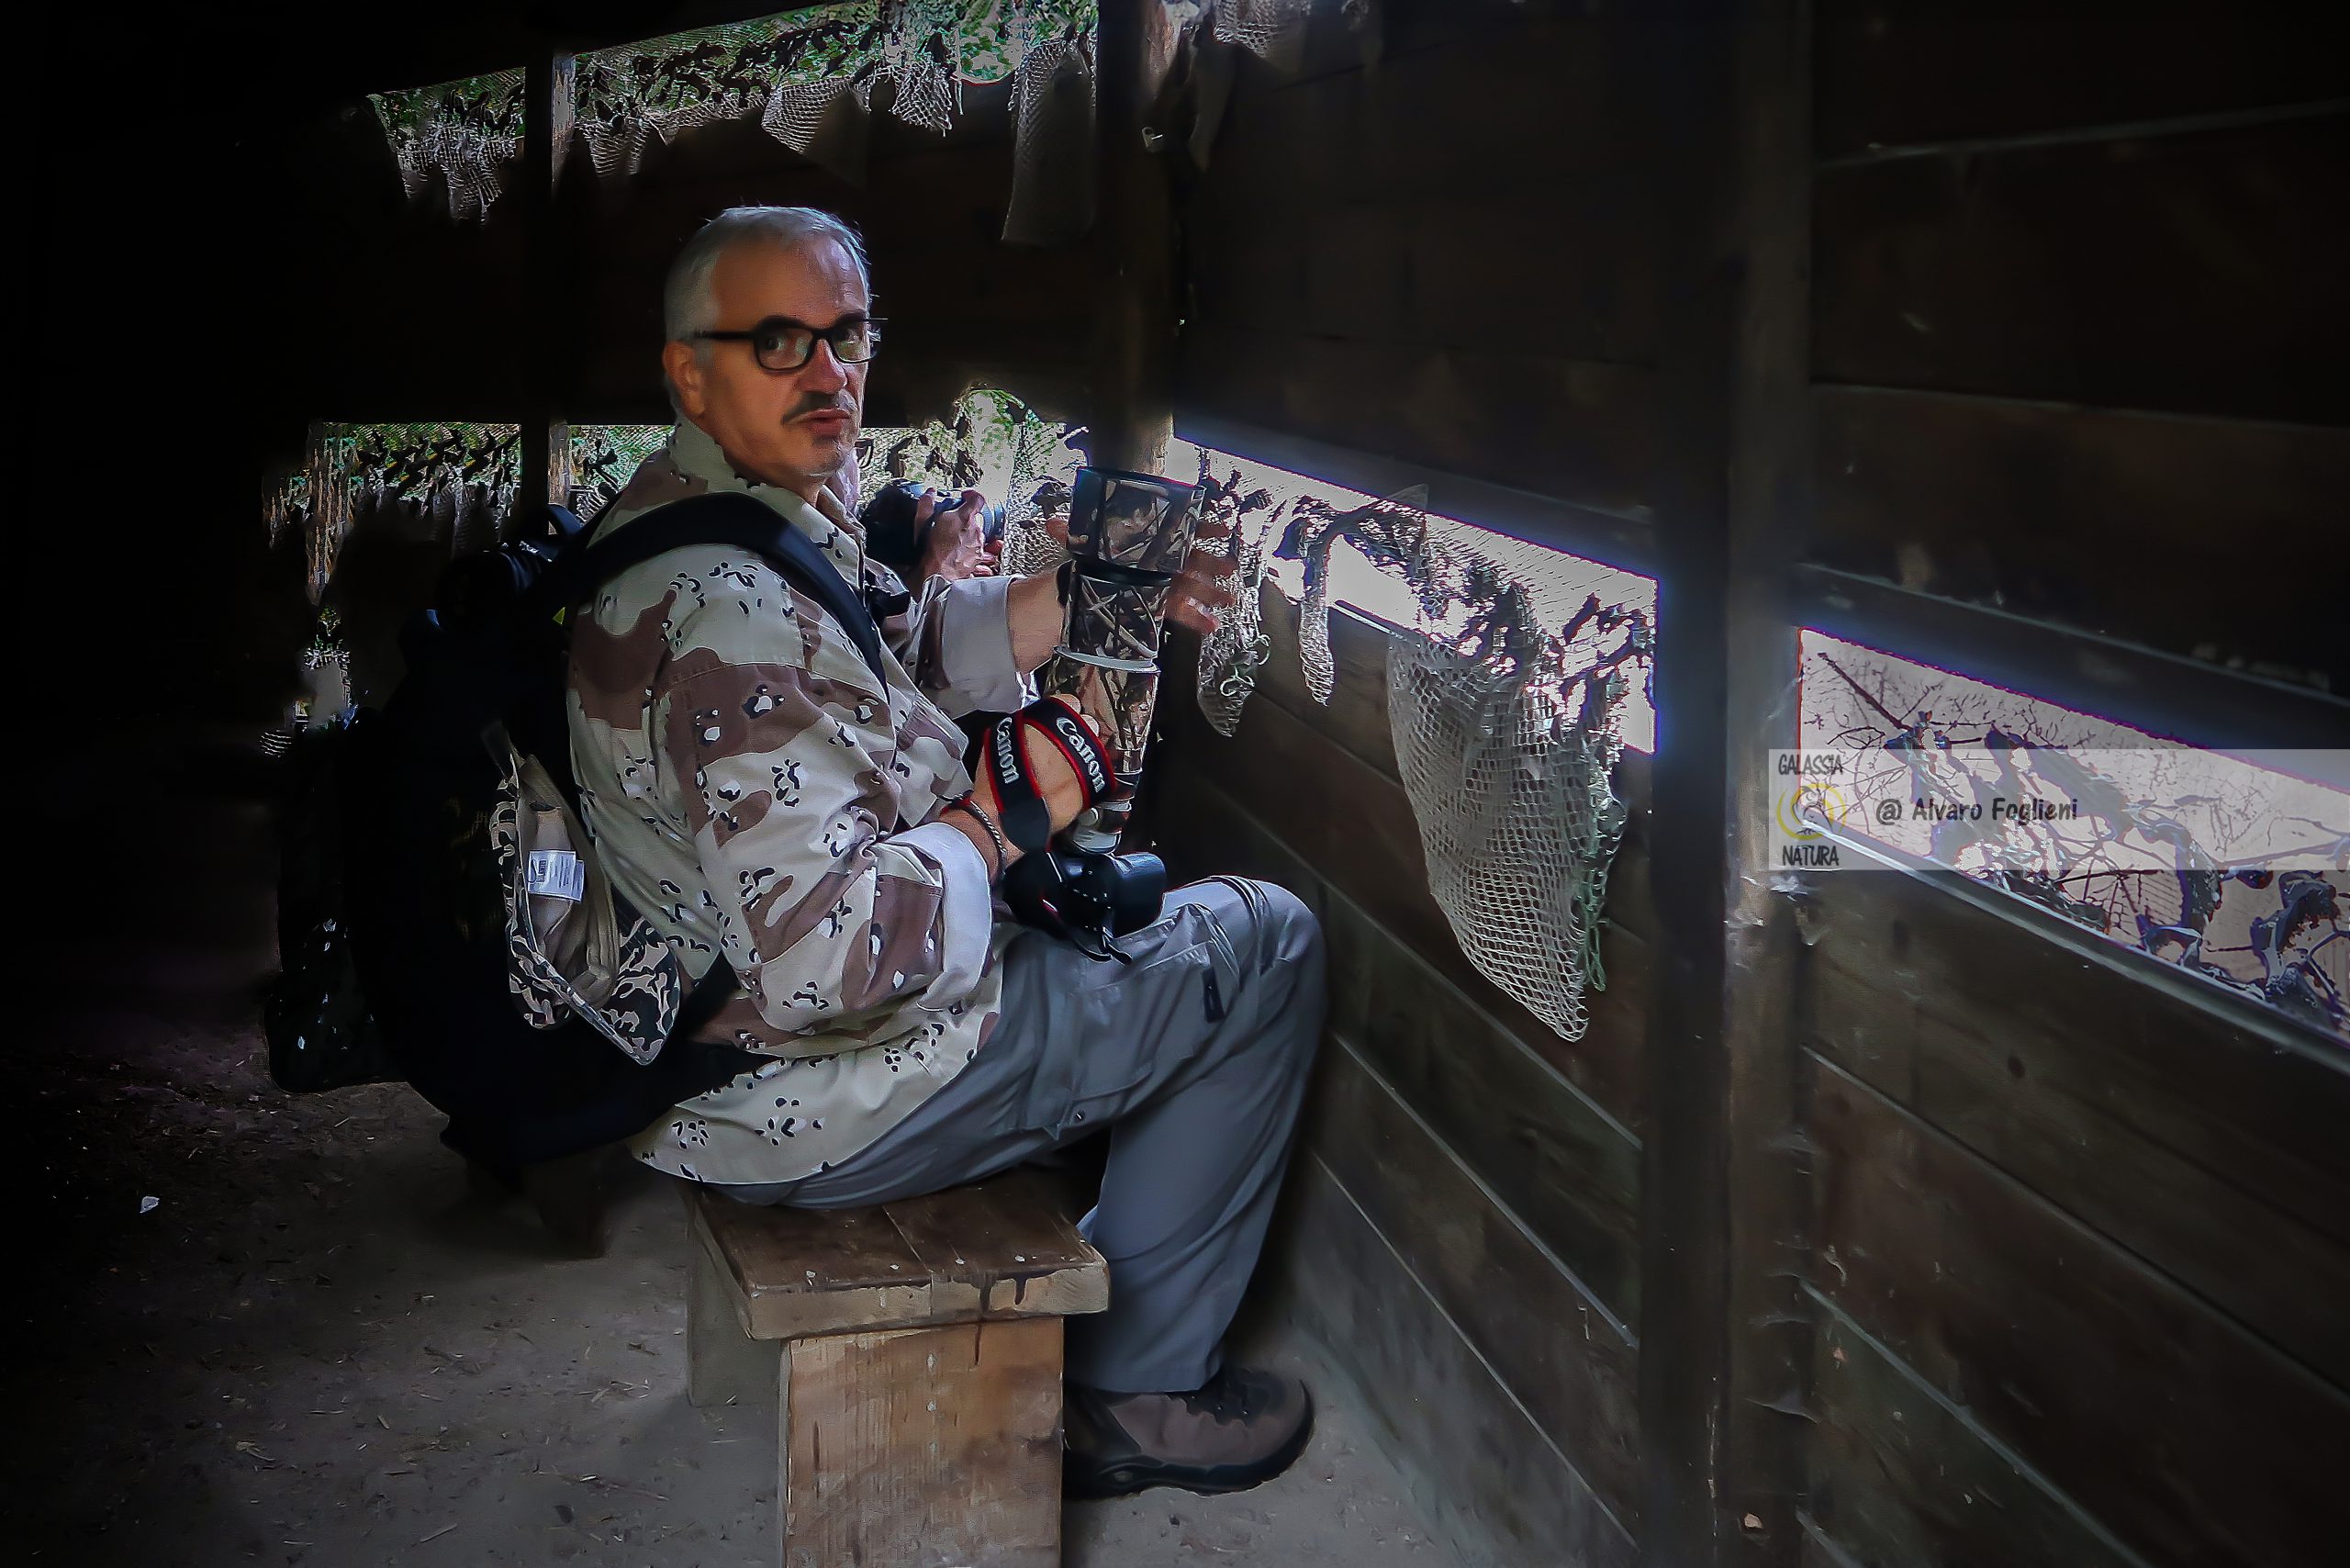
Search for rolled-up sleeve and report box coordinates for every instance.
[889,819,996,1006]
[911,573,1032,718]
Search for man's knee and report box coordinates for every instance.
[1212,880,1324,1046]
[1246,880,1322,974]
[1197,877,1320,974]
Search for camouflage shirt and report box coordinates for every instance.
[568,421,1029,1184]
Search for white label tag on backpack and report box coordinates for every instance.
[525,849,586,902]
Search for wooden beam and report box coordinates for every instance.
[1089,0,1181,473]
[1716,5,1815,1562]
[1630,0,1739,1550]
[1791,564,2350,755]
[520,49,574,532]
[1632,2,1812,1563]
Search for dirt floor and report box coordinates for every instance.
[19,740,1450,1567]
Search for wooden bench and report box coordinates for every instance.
[686,1170,1111,1568]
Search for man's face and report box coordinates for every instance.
[664,237,868,498]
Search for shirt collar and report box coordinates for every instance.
[666,420,866,577]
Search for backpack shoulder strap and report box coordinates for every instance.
[554,493,890,686]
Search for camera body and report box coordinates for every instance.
[1001,845,1170,961]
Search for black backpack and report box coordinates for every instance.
[265,492,890,1177]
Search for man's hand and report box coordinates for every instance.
[979,697,1098,834]
[1163,507,1241,636]
[1038,506,1239,634]
[914,488,1002,583]
[945,698,1102,876]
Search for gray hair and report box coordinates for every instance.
[662,206,871,414]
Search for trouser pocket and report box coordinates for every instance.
[1016,898,1244,1137]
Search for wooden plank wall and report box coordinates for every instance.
[1796,874,2350,1568]
[1158,4,2350,1566]
[1794,6,2350,1566]
[1175,0,1661,539]
[1807,2,2349,691]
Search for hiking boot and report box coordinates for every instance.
[1063,1364,1315,1498]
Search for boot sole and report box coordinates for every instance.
[1065,1397,1316,1501]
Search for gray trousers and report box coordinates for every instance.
[714,877,1326,1394]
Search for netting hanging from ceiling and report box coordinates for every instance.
[1183,0,1542,68]
[369,70,527,221]
[857,388,1083,567]
[570,2,1096,241]
[1178,442,1656,1042]
[1204,0,1315,57]
[1173,0,1385,64]
[1002,4,1098,243]
[265,423,524,602]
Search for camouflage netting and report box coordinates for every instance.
[1181,444,1655,1042]
[563,425,673,521]
[368,7,1095,235]
[265,423,523,601]
[368,70,526,222]
[572,1,1097,243]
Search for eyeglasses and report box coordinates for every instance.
[693,314,885,372]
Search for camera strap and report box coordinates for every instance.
[1020,697,1116,804]
[980,711,1055,854]
[976,697,1116,853]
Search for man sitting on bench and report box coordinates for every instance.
[568,206,1326,1497]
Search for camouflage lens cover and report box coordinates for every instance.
[1038,658,1161,783]
[1066,468,1201,576]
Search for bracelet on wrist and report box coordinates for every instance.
[948,794,1010,880]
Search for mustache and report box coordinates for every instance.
[784,392,856,422]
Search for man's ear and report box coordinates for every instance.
[661,341,706,420]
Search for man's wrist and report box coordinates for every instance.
[946,794,1012,880]
[1006,568,1069,673]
